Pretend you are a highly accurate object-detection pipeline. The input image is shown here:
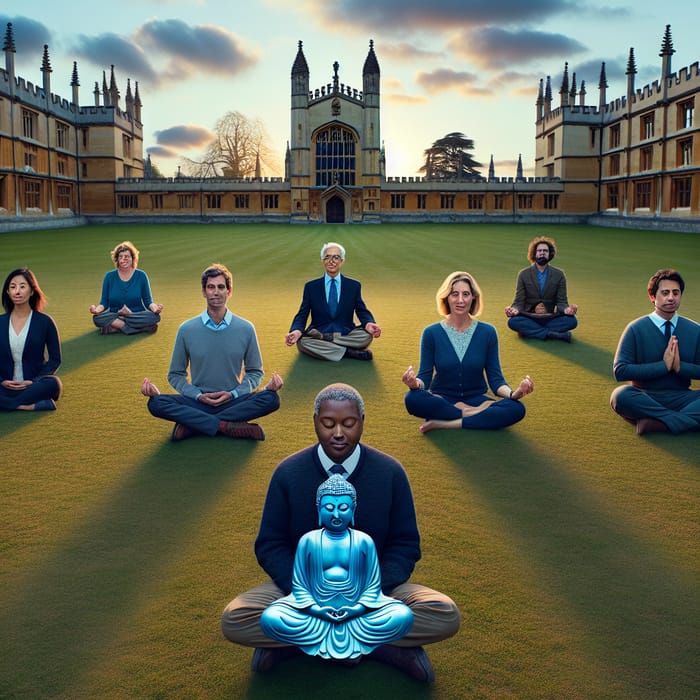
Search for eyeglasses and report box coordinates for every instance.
[323,255,342,262]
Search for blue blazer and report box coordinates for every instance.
[0,311,61,382]
[290,276,375,335]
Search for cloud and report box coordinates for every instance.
[135,19,257,75]
[296,0,581,32]
[380,42,444,62]
[146,145,179,159]
[68,19,257,90]
[385,93,429,105]
[450,27,588,69]
[0,15,51,58]
[72,33,159,83]
[416,68,492,97]
[154,124,214,149]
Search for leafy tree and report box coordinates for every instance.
[181,111,280,178]
[419,132,482,179]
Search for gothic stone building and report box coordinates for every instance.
[1,24,697,227]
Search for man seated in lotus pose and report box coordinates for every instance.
[284,242,381,361]
[504,235,579,342]
[610,268,700,435]
[221,383,460,683]
[141,263,282,442]
[260,474,414,659]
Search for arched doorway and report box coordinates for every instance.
[326,196,345,223]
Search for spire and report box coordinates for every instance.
[109,64,120,107]
[4,22,16,82]
[3,22,15,52]
[332,60,339,93]
[71,61,80,105]
[125,78,134,117]
[544,75,552,109]
[94,80,101,107]
[41,44,52,97]
[291,40,309,99]
[579,79,586,107]
[659,24,674,57]
[659,24,674,82]
[102,70,109,106]
[291,40,309,76]
[255,152,261,179]
[598,62,608,110]
[363,39,380,77]
[488,155,495,181]
[134,81,142,122]
[362,39,380,97]
[559,62,569,107]
[626,48,636,98]
[516,154,524,182]
[41,44,52,73]
[569,72,577,100]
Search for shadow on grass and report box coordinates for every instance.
[282,350,380,401]
[424,429,699,695]
[0,440,260,699]
[515,336,615,380]
[59,328,159,373]
[237,648,433,700]
[0,330,158,437]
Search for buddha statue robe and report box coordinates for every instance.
[260,527,413,659]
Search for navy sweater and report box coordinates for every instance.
[255,444,421,594]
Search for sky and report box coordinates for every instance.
[2,0,696,179]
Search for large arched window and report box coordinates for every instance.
[315,126,356,187]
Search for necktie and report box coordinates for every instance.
[330,464,346,475]
[328,277,338,317]
[664,320,673,341]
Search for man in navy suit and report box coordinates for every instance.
[285,242,381,361]
[504,236,579,342]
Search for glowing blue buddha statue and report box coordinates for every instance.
[260,474,414,659]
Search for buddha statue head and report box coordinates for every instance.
[316,474,357,530]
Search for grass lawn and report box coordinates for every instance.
[0,223,698,700]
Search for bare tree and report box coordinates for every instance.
[419,132,482,179]
[181,111,280,178]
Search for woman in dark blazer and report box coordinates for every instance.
[0,268,62,411]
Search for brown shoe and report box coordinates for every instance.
[369,645,435,683]
[345,348,373,361]
[171,423,196,441]
[218,421,265,440]
[636,418,668,435]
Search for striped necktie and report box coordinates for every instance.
[330,464,346,475]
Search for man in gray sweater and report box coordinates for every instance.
[142,263,282,441]
[611,269,700,435]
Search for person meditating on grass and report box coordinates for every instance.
[221,383,459,683]
[89,240,163,335]
[610,268,700,435]
[0,268,62,412]
[260,474,414,660]
[403,271,534,432]
[141,263,282,442]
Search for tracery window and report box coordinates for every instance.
[315,126,356,187]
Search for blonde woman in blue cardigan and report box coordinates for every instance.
[402,271,533,432]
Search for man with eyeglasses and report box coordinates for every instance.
[285,242,381,361]
[504,235,578,342]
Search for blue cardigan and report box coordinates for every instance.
[0,311,61,382]
[416,321,507,401]
[99,269,154,312]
